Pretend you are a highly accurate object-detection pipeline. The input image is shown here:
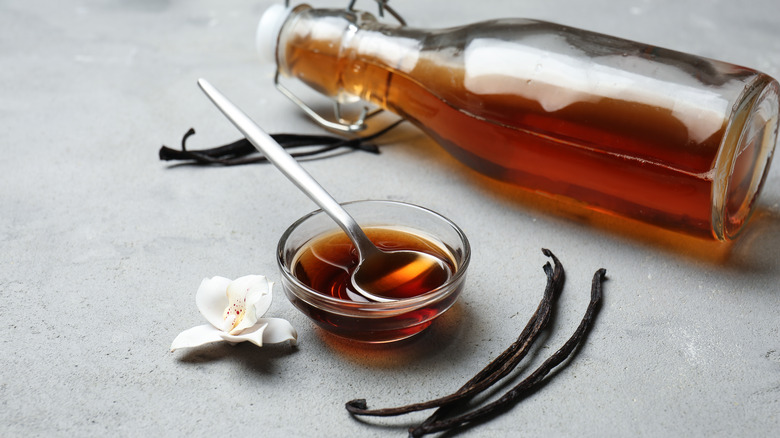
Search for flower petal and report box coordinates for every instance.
[225,275,272,335]
[258,317,298,346]
[253,280,274,318]
[170,324,226,352]
[196,276,232,329]
[218,318,297,347]
[255,281,274,318]
[219,322,269,347]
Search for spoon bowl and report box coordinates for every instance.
[351,248,452,301]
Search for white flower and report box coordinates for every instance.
[170,275,297,351]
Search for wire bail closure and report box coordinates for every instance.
[277,0,406,133]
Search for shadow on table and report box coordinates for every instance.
[173,301,472,372]
[175,341,299,375]
[311,301,471,368]
[725,207,780,275]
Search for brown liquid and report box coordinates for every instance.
[282,34,747,238]
[289,227,460,343]
[385,72,718,237]
[292,227,455,300]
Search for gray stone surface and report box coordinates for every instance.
[2,0,779,436]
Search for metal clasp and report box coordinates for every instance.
[277,0,407,133]
[346,0,406,26]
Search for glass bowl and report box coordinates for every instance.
[276,200,470,343]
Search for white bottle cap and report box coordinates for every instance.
[256,3,294,65]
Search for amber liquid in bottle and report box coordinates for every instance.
[288,227,459,342]
[278,14,778,239]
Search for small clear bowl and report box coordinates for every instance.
[277,200,470,343]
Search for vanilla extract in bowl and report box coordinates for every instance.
[292,227,455,302]
[276,200,470,343]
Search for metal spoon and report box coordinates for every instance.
[198,79,451,302]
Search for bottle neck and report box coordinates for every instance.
[276,6,422,105]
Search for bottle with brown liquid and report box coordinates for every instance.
[258,4,779,240]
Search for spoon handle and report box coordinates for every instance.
[197,78,377,259]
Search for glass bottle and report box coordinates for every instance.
[257,4,779,240]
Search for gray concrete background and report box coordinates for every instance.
[2,0,779,436]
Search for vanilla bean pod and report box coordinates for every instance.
[412,252,562,426]
[345,249,564,417]
[409,268,606,437]
[158,128,375,165]
[158,119,404,166]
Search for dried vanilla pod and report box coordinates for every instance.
[158,120,404,166]
[346,249,564,417]
[345,249,607,437]
[410,268,606,437]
